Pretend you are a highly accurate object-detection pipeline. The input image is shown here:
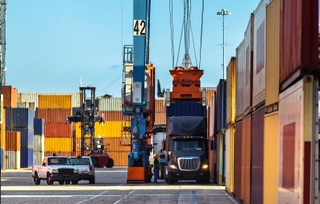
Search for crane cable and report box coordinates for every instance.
[199,0,204,69]
[169,0,175,69]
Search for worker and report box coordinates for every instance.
[158,149,166,179]
[153,153,159,183]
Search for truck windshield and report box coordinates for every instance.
[48,157,71,165]
[171,139,206,151]
[69,158,90,165]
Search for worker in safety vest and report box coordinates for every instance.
[158,149,166,179]
[152,153,160,183]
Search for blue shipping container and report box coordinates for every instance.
[20,148,28,168]
[14,127,34,148]
[28,148,33,167]
[5,108,34,128]
[216,79,227,133]
[166,102,206,118]
[34,118,45,135]
[0,148,3,170]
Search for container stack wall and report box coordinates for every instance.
[33,118,45,165]
[233,121,243,200]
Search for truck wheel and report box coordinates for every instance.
[46,173,53,185]
[89,176,95,184]
[34,173,41,185]
[59,181,64,185]
[72,180,78,185]
[106,158,114,168]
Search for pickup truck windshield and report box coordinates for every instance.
[171,139,207,151]
[48,158,71,165]
[69,158,90,165]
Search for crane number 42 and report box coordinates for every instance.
[133,20,146,36]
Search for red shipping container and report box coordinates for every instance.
[44,123,71,137]
[37,108,71,123]
[2,86,18,108]
[5,131,21,151]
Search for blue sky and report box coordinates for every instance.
[7,0,260,98]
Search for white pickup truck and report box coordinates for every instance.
[32,156,79,185]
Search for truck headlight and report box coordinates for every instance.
[52,169,58,173]
[169,164,177,169]
[74,169,79,173]
[201,164,209,169]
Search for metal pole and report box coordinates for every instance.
[217,9,230,79]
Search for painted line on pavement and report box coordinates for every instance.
[113,190,135,204]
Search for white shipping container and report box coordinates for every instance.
[98,98,122,111]
[33,151,44,165]
[33,135,44,152]
[6,151,20,169]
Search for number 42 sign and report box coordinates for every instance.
[133,20,146,36]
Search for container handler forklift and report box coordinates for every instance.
[121,0,156,183]
[66,86,114,168]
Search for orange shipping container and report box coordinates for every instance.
[155,99,166,113]
[98,111,131,121]
[44,123,71,137]
[2,85,18,108]
[5,131,21,151]
[37,108,71,123]
[154,112,166,125]
[1,99,5,149]
[38,95,72,109]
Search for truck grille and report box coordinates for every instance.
[178,157,200,171]
[58,169,74,174]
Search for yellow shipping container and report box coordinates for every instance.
[225,126,235,195]
[264,112,279,204]
[95,121,130,138]
[107,151,130,166]
[226,57,236,126]
[44,137,72,152]
[38,95,72,109]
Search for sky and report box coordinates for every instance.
[6,0,261,98]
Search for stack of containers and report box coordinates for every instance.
[225,57,236,195]
[278,0,318,203]
[33,118,44,165]
[95,97,130,166]
[5,131,21,169]
[37,95,72,157]
[5,108,34,168]
[0,94,5,170]
[214,79,227,186]
[154,99,166,125]
[208,90,216,183]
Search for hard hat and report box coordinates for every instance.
[153,154,157,158]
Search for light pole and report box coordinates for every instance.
[217,9,230,79]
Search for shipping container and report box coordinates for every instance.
[34,118,45,135]
[216,79,227,133]
[74,137,130,152]
[241,114,251,204]
[265,0,280,107]
[264,111,279,204]
[33,135,44,152]
[278,76,317,204]
[98,98,122,111]
[28,148,33,167]
[252,0,268,109]
[243,14,254,116]
[208,93,216,137]
[234,121,243,200]
[38,95,72,109]
[1,103,5,149]
[166,102,206,118]
[33,151,44,165]
[20,147,29,168]
[17,102,35,110]
[44,152,71,157]
[107,151,130,166]
[201,87,216,107]
[226,57,236,126]
[214,134,220,184]
[155,99,166,113]
[18,93,81,108]
[5,131,21,151]
[7,127,34,148]
[5,108,34,128]
[6,150,20,169]
[235,40,245,121]
[44,137,72,152]
[208,138,216,181]
[225,126,235,195]
[0,148,3,170]
[216,132,226,186]
[44,123,71,137]
[36,108,71,123]
[2,85,18,108]
[95,121,130,138]
[251,106,264,204]
[280,0,318,91]
[154,112,166,125]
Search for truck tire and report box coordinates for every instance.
[46,173,53,185]
[106,158,114,168]
[72,180,78,185]
[89,176,95,184]
[59,181,64,185]
[34,173,41,185]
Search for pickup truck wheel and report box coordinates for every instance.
[34,173,41,185]
[46,173,54,185]
[72,180,78,185]
[59,181,64,185]
[89,176,95,184]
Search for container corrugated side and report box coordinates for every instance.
[33,151,44,165]
[252,0,268,109]
[10,108,34,128]
[44,152,71,157]
[215,134,220,184]
[208,138,216,180]
[216,79,227,134]
[278,76,317,204]
[95,121,130,137]
[36,108,71,123]
[44,137,72,152]
[264,112,279,204]
[226,57,236,126]
[107,151,130,166]
[19,93,81,108]
[155,99,166,113]
[241,114,251,204]
[235,40,245,120]
[34,118,45,135]
[266,0,280,107]
[280,0,318,91]
[166,102,206,118]
[208,93,216,137]
[98,98,122,111]
[6,150,20,169]
[8,127,33,148]
[251,106,264,204]
[33,135,44,152]
[0,148,3,170]
[20,147,28,168]
[38,95,72,109]
[27,148,33,167]
[1,107,5,149]
[98,111,124,121]
[2,85,18,108]
[5,131,21,151]
[234,121,243,200]
[217,132,226,186]
[154,112,166,125]
[243,14,254,115]
[203,88,216,107]
[44,123,71,137]
[225,126,235,195]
